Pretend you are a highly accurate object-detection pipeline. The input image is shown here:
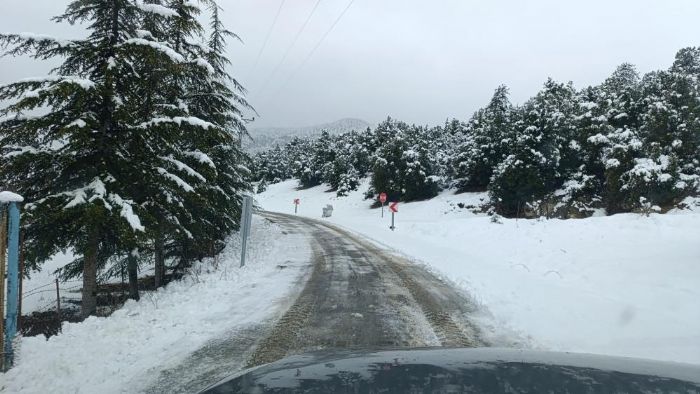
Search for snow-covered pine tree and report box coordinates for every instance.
[371,119,439,201]
[291,132,332,189]
[254,145,290,183]
[336,166,360,197]
[175,0,252,265]
[0,0,185,316]
[315,131,337,187]
[120,0,195,295]
[595,64,645,213]
[329,130,371,196]
[1,0,252,312]
[555,86,609,212]
[327,135,352,193]
[128,0,251,285]
[621,49,700,210]
[453,85,513,191]
[402,125,440,200]
[489,79,577,216]
[371,118,409,200]
[666,48,700,180]
[420,124,452,189]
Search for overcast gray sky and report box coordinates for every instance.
[2,1,700,128]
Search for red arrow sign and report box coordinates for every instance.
[379,192,387,203]
[294,198,300,205]
[389,202,398,213]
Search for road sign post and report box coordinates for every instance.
[379,192,387,217]
[294,198,300,214]
[389,202,398,231]
[240,195,253,267]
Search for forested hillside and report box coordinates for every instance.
[244,118,370,153]
[253,48,700,218]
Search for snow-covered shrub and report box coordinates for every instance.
[336,167,360,197]
[620,154,696,210]
[489,154,549,217]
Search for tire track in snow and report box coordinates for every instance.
[247,212,485,367]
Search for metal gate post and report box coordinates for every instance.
[4,201,21,368]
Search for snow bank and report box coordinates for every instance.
[1,217,311,393]
[257,179,700,365]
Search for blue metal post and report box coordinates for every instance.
[4,202,20,367]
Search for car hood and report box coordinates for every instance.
[201,347,700,393]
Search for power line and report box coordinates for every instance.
[250,0,287,73]
[265,0,356,103]
[254,0,323,99]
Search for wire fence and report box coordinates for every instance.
[20,279,83,314]
[22,281,81,299]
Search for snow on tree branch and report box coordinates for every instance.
[108,194,146,232]
[157,168,195,192]
[0,76,96,92]
[138,116,216,130]
[182,150,216,169]
[161,156,207,182]
[134,1,178,18]
[122,38,185,63]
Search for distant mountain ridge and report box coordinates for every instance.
[245,118,371,153]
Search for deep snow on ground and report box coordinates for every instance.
[1,217,311,394]
[257,179,700,365]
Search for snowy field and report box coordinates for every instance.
[257,179,700,365]
[2,217,311,394]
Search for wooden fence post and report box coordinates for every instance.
[55,279,61,333]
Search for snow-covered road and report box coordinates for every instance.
[245,212,484,369]
[257,179,700,365]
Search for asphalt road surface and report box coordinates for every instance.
[147,211,485,393]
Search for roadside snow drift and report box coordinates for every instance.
[257,179,700,365]
[1,217,311,394]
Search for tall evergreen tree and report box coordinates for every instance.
[489,80,577,216]
[0,0,251,314]
[453,85,513,191]
[0,0,169,316]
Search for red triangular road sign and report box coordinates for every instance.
[389,202,398,213]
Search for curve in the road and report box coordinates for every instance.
[247,212,486,367]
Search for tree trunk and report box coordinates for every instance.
[81,225,99,318]
[127,252,140,301]
[154,233,165,289]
